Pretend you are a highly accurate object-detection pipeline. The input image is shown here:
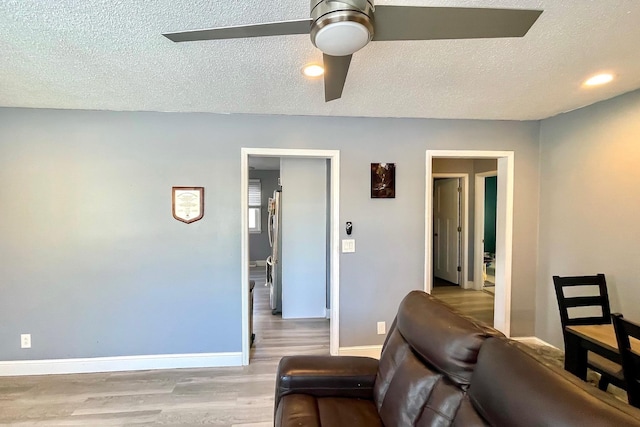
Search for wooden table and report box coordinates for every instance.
[564,324,640,380]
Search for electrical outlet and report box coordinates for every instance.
[21,334,31,349]
[377,321,386,335]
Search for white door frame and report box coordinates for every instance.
[474,171,498,292]
[432,173,470,289]
[425,150,514,337]
[241,148,340,365]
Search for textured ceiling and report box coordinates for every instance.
[1,0,640,120]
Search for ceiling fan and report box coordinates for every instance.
[163,1,542,102]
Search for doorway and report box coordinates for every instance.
[425,150,514,336]
[241,148,340,365]
[474,171,498,295]
[433,178,461,285]
[431,174,469,289]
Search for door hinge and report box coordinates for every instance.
[457,226,462,232]
[457,266,462,272]
[457,187,462,192]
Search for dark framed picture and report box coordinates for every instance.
[371,163,395,198]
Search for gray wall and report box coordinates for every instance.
[249,169,279,262]
[0,107,541,361]
[537,89,640,348]
[432,158,497,282]
[280,158,327,319]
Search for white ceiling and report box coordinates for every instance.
[1,1,639,120]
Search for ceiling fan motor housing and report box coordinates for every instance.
[310,0,375,56]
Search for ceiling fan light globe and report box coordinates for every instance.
[314,21,370,56]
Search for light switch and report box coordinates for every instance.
[342,239,356,253]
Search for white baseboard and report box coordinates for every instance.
[338,345,383,359]
[0,352,242,377]
[512,336,558,349]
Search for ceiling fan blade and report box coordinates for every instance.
[323,54,352,102]
[372,7,542,41]
[163,18,313,42]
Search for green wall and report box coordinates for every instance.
[484,176,497,254]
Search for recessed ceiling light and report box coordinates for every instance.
[584,73,614,87]
[302,64,324,78]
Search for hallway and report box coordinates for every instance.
[249,266,329,362]
[431,282,494,326]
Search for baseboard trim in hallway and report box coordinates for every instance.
[338,345,383,359]
[0,352,243,377]
[512,336,558,348]
[338,339,557,361]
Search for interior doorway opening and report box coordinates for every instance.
[241,148,340,365]
[425,151,514,336]
[432,174,469,289]
[475,171,498,296]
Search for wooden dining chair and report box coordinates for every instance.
[612,313,640,407]
[553,274,625,391]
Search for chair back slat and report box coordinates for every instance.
[612,313,640,408]
[555,275,606,286]
[553,274,611,328]
[564,296,608,308]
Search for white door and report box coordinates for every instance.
[433,178,460,284]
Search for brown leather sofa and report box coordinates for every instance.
[275,291,640,426]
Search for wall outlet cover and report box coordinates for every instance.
[377,321,386,335]
[20,334,31,349]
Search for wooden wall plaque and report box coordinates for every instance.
[172,187,204,224]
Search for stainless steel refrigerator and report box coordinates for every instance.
[267,190,283,314]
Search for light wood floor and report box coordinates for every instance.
[431,283,495,326]
[0,268,329,426]
[249,268,330,362]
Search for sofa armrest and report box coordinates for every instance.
[275,355,379,409]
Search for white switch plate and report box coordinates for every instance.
[342,239,356,253]
[21,334,31,349]
[377,321,386,335]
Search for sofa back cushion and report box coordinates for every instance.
[373,291,503,426]
[469,337,640,427]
